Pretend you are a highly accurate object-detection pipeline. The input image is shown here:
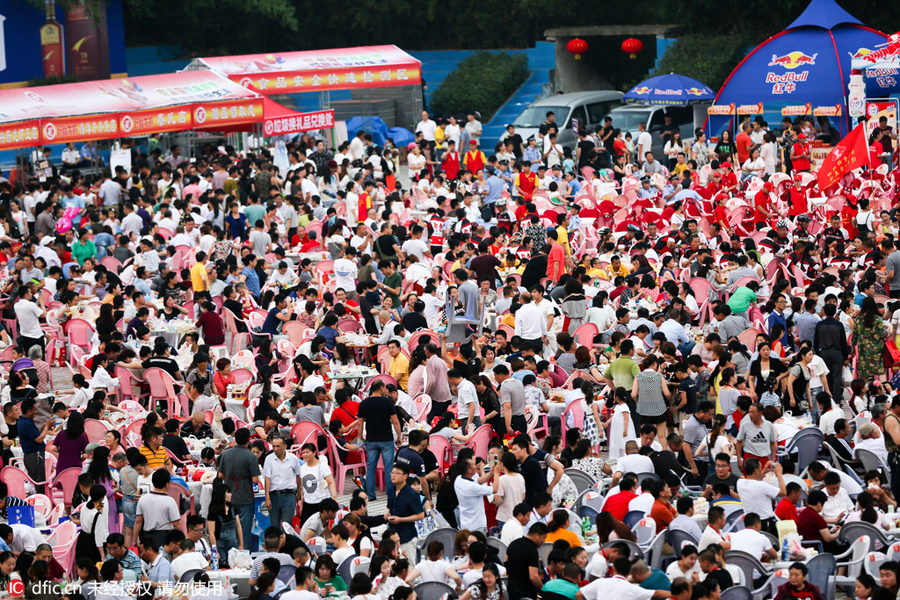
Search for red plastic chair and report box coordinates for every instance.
[573,323,599,349]
[166,482,195,531]
[283,322,306,347]
[428,434,452,476]
[65,318,95,356]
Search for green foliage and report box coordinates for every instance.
[430,52,528,121]
[27,75,79,87]
[652,34,749,90]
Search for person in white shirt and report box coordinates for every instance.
[279,565,320,600]
[13,287,46,357]
[515,292,548,353]
[580,556,668,600]
[401,227,430,263]
[727,513,777,562]
[669,497,704,540]
[121,204,144,236]
[855,423,889,462]
[454,457,493,531]
[500,503,530,546]
[415,112,438,143]
[465,113,482,141]
[820,470,855,523]
[611,442,655,485]
[735,458,785,530]
[665,544,702,582]
[449,370,478,430]
[698,506,731,551]
[170,539,209,579]
[629,481,656,515]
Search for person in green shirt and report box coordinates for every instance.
[313,554,348,596]
[71,229,97,266]
[601,339,641,391]
[540,562,582,600]
[726,280,759,316]
[379,259,403,309]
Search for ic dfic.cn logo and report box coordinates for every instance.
[9,578,23,596]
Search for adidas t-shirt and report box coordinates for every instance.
[735,418,776,457]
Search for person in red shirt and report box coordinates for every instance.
[441,140,460,180]
[796,489,844,554]
[515,162,539,200]
[329,387,360,441]
[735,123,753,164]
[785,176,807,217]
[719,162,739,196]
[754,182,775,228]
[358,180,374,222]
[712,196,730,230]
[791,133,811,172]
[545,229,566,284]
[463,141,486,172]
[602,476,639,521]
[298,232,322,252]
[775,482,803,522]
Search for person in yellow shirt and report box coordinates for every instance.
[585,257,608,280]
[555,213,571,257]
[190,251,212,311]
[387,339,410,391]
[606,255,629,279]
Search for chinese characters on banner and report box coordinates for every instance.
[816,124,870,192]
[193,99,265,127]
[235,66,422,94]
[0,122,41,150]
[263,109,335,137]
[120,108,192,136]
[42,114,119,144]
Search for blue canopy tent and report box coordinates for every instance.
[707,0,889,139]
[624,74,715,106]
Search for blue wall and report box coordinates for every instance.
[0,0,127,86]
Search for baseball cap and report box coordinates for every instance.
[469,140,478,146]
[797,133,807,139]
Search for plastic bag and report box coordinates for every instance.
[785,532,806,560]
[228,548,252,569]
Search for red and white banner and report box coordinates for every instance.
[193,45,422,94]
[264,109,335,136]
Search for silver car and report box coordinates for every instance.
[510,91,624,150]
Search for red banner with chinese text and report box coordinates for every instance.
[41,114,120,144]
[120,107,193,136]
[263,109,335,137]
[0,121,41,150]
[817,124,870,192]
[193,99,265,129]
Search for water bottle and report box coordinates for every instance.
[782,538,790,562]
[581,517,590,540]
[210,547,218,571]
[415,516,426,538]
[427,511,436,532]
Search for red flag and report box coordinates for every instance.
[816,124,870,192]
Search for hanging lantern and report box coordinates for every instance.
[622,38,644,59]
[566,38,588,60]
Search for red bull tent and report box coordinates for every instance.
[706,0,889,138]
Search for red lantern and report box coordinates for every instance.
[566,38,588,60]
[622,38,644,59]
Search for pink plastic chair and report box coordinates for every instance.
[65,318,95,356]
[52,467,82,511]
[560,400,586,440]
[223,309,251,353]
[428,434,452,476]
[122,418,147,449]
[115,366,148,404]
[144,367,187,418]
[283,322,306,346]
[0,465,45,498]
[327,433,365,494]
[291,422,326,449]
[408,330,439,349]
[414,395,432,422]
[231,368,255,386]
[464,425,495,460]
[573,323,599,349]
[84,419,109,444]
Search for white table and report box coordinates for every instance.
[224,399,248,422]
[209,569,252,598]
[548,402,566,419]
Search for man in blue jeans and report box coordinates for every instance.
[262,436,303,528]
[218,428,260,548]
[357,380,401,500]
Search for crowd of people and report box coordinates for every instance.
[0,105,896,600]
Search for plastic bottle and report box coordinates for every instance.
[580,517,590,540]
[848,69,866,120]
[782,538,790,562]
[210,547,218,571]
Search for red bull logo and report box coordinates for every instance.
[686,87,706,96]
[768,51,818,69]
[850,47,874,60]
[634,86,651,94]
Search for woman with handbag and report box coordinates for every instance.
[747,342,788,403]
[786,347,814,415]
[75,485,108,564]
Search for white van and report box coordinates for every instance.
[510,91,624,150]
[604,105,696,160]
